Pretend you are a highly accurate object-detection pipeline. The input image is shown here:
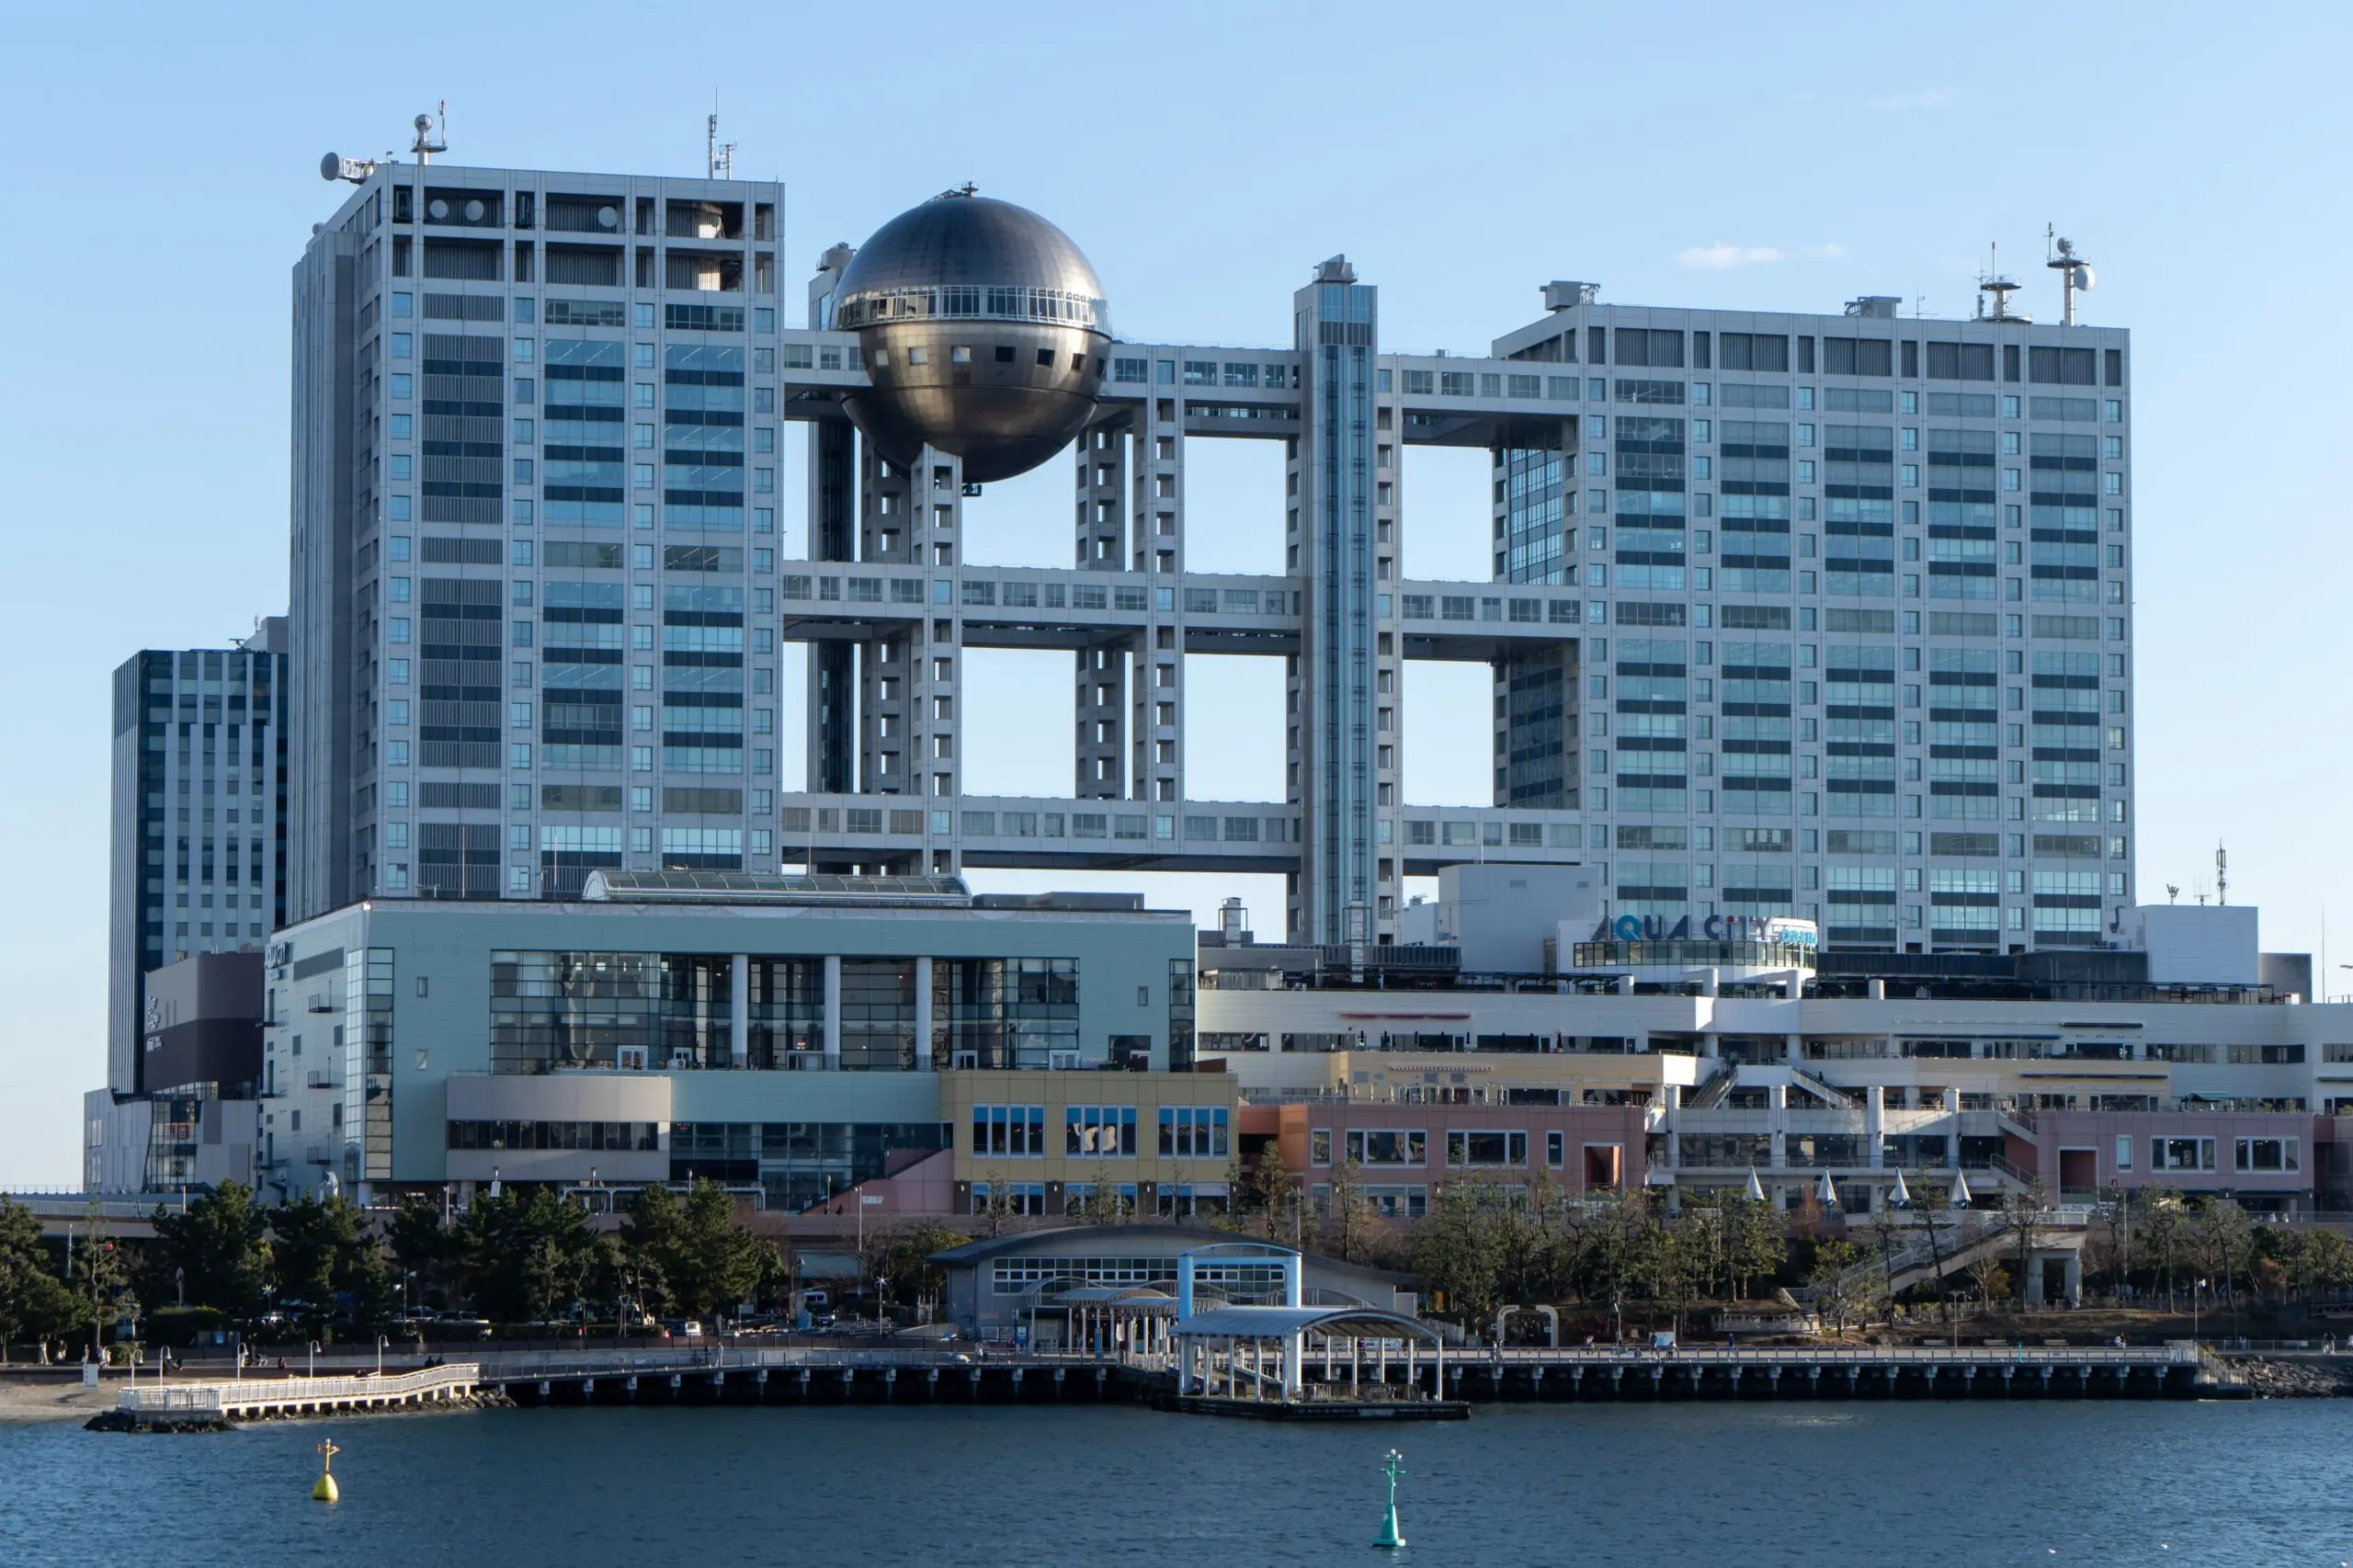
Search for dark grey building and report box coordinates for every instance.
[140,950,265,1098]
[108,621,288,1097]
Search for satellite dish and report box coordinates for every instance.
[2071,265,2096,292]
[320,152,343,181]
[464,199,485,222]
[427,198,449,221]
[597,205,619,229]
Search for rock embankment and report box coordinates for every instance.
[84,1408,233,1433]
[2226,1358,2353,1398]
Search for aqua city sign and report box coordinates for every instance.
[1597,914,1821,949]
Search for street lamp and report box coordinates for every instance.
[376,1334,388,1378]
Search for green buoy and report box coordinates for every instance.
[1372,1448,1405,1549]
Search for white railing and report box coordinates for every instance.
[117,1362,479,1414]
[1483,1344,2195,1367]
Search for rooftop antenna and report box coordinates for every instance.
[412,102,449,165]
[2045,225,2095,326]
[1974,244,2028,324]
[2216,843,2228,908]
[2165,883,2179,905]
[707,101,735,180]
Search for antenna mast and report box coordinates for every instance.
[1974,244,2026,324]
[2045,225,2096,327]
[2215,844,2228,908]
[412,102,449,165]
[706,106,735,179]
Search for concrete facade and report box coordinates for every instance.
[289,159,2134,961]
[255,879,1194,1203]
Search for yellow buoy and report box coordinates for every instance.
[312,1438,341,1503]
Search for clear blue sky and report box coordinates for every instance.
[1,1,2345,1187]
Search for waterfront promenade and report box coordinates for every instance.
[58,1337,2234,1429]
[464,1339,2214,1406]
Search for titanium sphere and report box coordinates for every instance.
[833,191,1110,483]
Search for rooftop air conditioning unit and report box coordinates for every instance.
[1050,1051,1082,1072]
[951,1051,979,1070]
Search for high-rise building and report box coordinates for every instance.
[779,198,2134,952]
[290,155,789,921]
[290,152,2131,957]
[107,620,287,1097]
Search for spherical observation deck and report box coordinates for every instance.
[833,189,1110,483]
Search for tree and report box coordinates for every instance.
[1073,1164,1136,1229]
[1239,1148,1302,1245]
[269,1193,392,1331]
[2189,1199,2254,1314]
[1726,1197,1788,1303]
[2091,1179,2133,1300]
[1324,1158,1379,1266]
[621,1179,768,1324]
[1574,1190,1653,1342]
[2138,1187,2185,1312]
[386,1193,456,1312]
[1998,1179,2050,1305]
[869,1221,968,1315]
[70,1230,132,1359]
[973,1167,1020,1239]
[0,1199,83,1362]
[1414,1181,1507,1327]
[1809,1239,1869,1338]
[1961,1255,2010,1314]
[147,1182,269,1320]
[454,1187,606,1325]
[2280,1228,2353,1302]
[1497,1169,1577,1307]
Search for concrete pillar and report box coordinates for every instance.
[914,956,933,1067]
[1785,1032,1803,1065]
[823,954,842,1068]
[1866,1085,1884,1169]
[729,954,749,1068]
[2063,1251,2083,1306]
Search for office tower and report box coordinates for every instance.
[779,194,2133,952]
[290,151,789,921]
[106,620,287,1097]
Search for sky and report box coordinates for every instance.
[0,0,2346,1187]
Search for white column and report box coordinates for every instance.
[1865,1084,1885,1168]
[729,954,749,1068]
[823,955,843,1068]
[915,956,934,1069]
